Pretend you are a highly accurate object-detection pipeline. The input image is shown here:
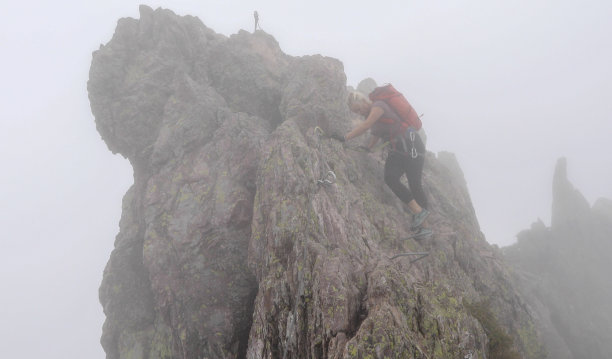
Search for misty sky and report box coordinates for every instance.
[1,1,611,358]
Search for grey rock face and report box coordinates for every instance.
[89,5,544,359]
[505,158,612,359]
[552,157,592,229]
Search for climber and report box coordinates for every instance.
[336,90,429,229]
[253,11,259,32]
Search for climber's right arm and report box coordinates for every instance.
[345,106,383,141]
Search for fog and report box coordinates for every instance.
[1,1,610,358]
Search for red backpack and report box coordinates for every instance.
[369,84,422,132]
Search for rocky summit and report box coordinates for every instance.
[88,6,545,359]
[504,158,612,359]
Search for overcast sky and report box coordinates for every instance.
[1,1,611,358]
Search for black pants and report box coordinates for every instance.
[383,133,427,209]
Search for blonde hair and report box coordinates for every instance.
[347,91,370,108]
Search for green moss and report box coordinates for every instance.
[433,341,444,358]
[149,326,174,359]
[381,224,396,242]
[146,183,158,197]
[112,284,122,295]
[215,186,226,204]
[159,212,171,228]
[517,321,547,359]
[172,171,184,184]
[465,300,521,359]
[348,343,358,356]
[122,340,145,359]
[435,250,448,263]
[178,188,192,203]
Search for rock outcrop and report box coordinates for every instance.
[89,6,545,358]
[504,158,612,359]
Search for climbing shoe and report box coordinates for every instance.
[411,209,430,230]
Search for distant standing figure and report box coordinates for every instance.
[253,11,259,32]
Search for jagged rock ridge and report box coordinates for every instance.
[504,158,612,359]
[89,6,545,358]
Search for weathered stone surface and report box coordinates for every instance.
[89,5,545,359]
[505,158,612,359]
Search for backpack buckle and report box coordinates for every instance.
[408,130,418,158]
